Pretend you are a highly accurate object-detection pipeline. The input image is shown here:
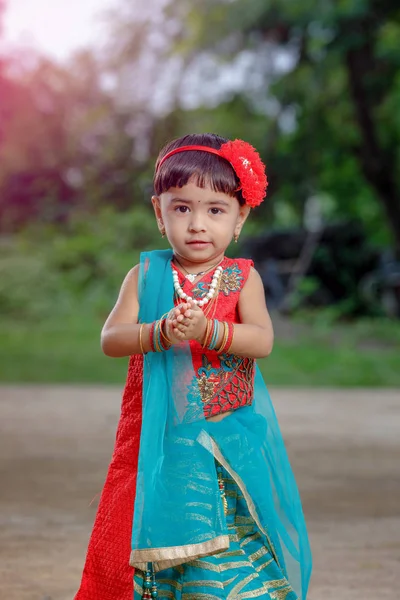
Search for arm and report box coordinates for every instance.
[101,265,146,357]
[171,267,273,359]
[227,267,274,359]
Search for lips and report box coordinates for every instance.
[186,240,211,250]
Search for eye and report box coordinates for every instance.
[210,207,223,215]
[175,205,190,213]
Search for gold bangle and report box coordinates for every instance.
[139,323,146,355]
[159,318,172,347]
[226,324,235,354]
[216,321,229,354]
[201,319,212,348]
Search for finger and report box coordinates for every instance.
[176,314,184,322]
[184,309,192,318]
[173,328,185,338]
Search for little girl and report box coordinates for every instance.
[75,133,312,600]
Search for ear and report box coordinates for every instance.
[234,204,251,237]
[152,195,165,234]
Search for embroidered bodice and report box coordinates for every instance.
[173,256,255,419]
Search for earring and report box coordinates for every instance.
[161,229,165,238]
[234,233,239,243]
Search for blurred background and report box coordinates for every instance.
[1,0,400,386]
[1,3,400,599]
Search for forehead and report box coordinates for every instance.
[160,182,237,206]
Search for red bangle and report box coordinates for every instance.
[159,319,172,351]
[149,321,156,353]
[219,322,234,354]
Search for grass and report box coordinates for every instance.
[1,313,399,387]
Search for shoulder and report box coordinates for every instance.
[123,264,140,284]
[118,264,140,297]
[223,257,254,286]
[240,265,263,293]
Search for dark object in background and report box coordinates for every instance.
[241,220,398,317]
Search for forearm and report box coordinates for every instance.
[226,323,273,359]
[202,321,273,359]
[101,323,152,357]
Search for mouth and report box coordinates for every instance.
[187,240,211,245]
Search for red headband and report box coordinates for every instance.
[156,139,268,208]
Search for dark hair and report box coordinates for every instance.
[154,133,245,205]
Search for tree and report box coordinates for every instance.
[175,0,400,253]
[106,0,400,252]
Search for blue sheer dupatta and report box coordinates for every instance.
[131,250,312,599]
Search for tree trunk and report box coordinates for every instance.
[345,44,400,258]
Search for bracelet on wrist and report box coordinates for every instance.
[216,322,234,354]
[152,318,172,352]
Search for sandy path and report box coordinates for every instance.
[0,386,399,599]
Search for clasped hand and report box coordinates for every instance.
[165,302,207,344]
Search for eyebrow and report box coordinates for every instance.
[170,197,231,207]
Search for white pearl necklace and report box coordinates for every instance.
[172,265,223,307]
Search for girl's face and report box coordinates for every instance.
[152,180,250,266]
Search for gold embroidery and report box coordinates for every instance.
[255,557,274,571]
[219,560,251,572]
[223,574,240,588]
[211,443,281,570]
[197,372,217,403]
[227,572,258,598]
[238,589,276,599]
[248,546,269,563]
[130,534,229,572]
[187,579,224,589]
[236,525,256,540]
[240,532,262,548]
[235,515,255,525]
[269,587,293,600]
[264,579,289,590]
[186,559,219,573]
[220,549,245,558]
[182,594,222,600]
[220,264,243,295]
[156,578,183,590]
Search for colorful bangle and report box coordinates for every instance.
[160,319,172,350]
[202,319,213,349]
[216,321,228,354]
[217,322,234,354]
[149,321,156,353]
[151,319,172,352]
[225,323,235,354]
[209,319,221,350]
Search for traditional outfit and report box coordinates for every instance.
[75,250,312,600]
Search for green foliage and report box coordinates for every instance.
[0,238,71,320]
[1,311,399,386]
[0,206,161,321]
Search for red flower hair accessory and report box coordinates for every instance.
[218,139,268,207]
[156,139,268,207]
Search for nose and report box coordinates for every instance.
[188,211,206,233]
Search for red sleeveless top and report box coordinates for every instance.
[74,255,254,600]
[173,256,255,418]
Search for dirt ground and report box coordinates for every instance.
[0,386,399,600]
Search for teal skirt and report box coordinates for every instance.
[134,464,298,600]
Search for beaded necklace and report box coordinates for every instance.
[172,263,223,308]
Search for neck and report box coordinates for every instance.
[172,251,225,273]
